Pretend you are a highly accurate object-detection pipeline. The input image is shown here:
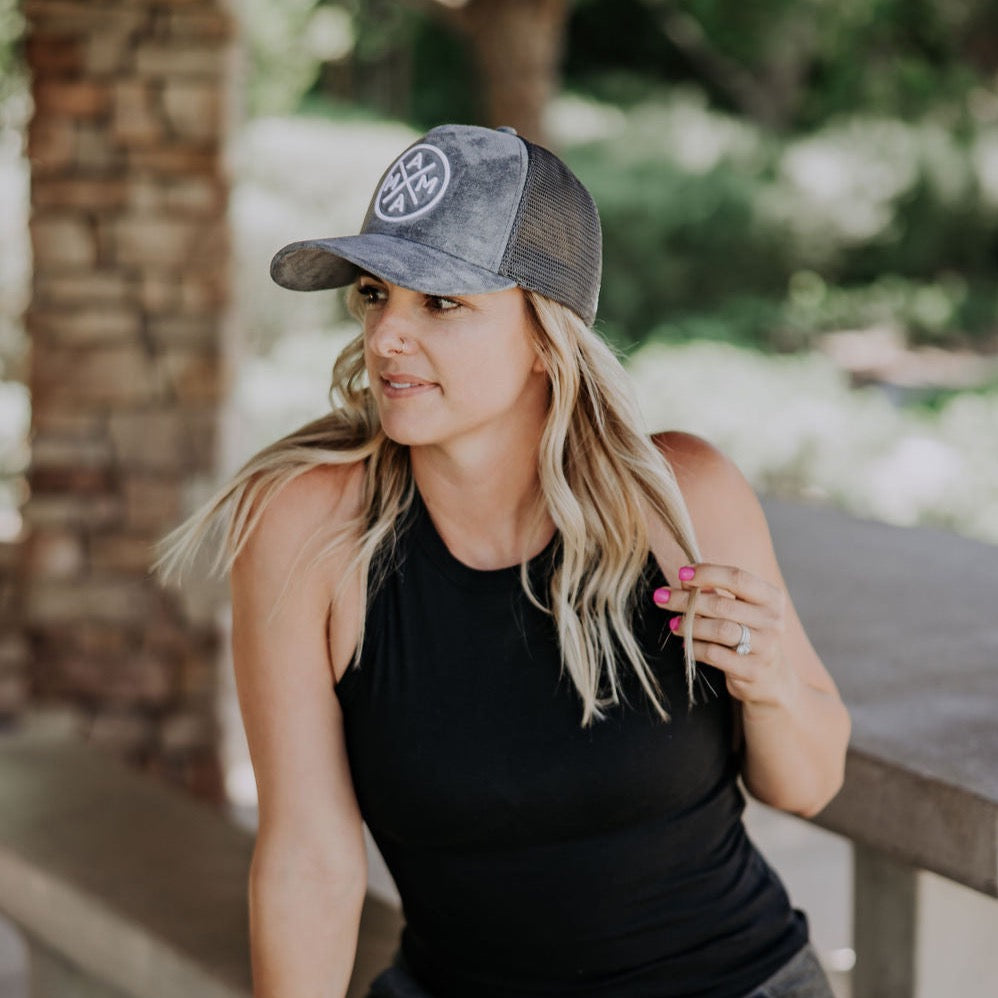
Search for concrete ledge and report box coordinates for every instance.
[819,750,997,896]
[0,727,402,998]
[0,727,252,998]
[765,499,998,898]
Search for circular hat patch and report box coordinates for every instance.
[374,143,451,222]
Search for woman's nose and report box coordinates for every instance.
[366,305,415,357]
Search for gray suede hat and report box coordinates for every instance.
[269,123,603,325]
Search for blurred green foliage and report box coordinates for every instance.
[0,0,25,383]
[242,0,328,115]
[245,0,479,123]
[253,0,997,132]
[236,0,998,355]
[560,91,998,350]
[2,0,995,361]
[0,0,23,106]
[566,0,997,130]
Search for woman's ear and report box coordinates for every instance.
[521,291,547,372]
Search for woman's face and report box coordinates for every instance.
[360,276,549,453]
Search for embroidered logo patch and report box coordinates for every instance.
[374,144,451,222]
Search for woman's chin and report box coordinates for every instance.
[379,420,439,448]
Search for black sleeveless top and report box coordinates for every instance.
[335,491,808,997]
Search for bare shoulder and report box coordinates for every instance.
[245,461,365,545]
[233,461,365,588]
[651,430,768,563]
[652,430,733,483]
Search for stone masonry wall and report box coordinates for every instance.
[0,538,29,722]
[21,0,235,801]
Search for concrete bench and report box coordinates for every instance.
[766,499,998,997]
[0,726,401,998]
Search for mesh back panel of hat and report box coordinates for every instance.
[498,142,602,325]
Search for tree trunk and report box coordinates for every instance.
[454,0,568,146]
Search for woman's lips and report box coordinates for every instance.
[380,375,438,398]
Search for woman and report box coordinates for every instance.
[156,123,850,998]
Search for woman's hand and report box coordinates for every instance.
[650,430,851,817]
[653,563,799,709]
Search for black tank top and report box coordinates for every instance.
[335,490,807,997]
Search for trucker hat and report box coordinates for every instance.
[269,123,603,326]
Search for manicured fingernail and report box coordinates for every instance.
[653,587,670,605]
[668,615,681,632]
[678,565,695,582]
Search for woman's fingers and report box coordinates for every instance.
[677,562,781,607]
[682,614,750,649]
[653,563,791,705]
[653,585,775,632]
[658,588,770,629]
[690,640,759,680]
[656,563,784,624]
[668,611,770,657]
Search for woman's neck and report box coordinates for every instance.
[409,435,554,572]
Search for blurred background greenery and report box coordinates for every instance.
[1,0,996,542]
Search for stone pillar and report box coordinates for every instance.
[0,538,30,722]
[21,0,236,802]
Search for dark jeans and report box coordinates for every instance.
[746,944,835,998]
[366,942,835,998]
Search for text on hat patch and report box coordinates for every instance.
[375,144,451,223]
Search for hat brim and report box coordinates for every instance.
[269,234,517,298]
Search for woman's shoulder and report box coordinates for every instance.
[651,430,737,488]
[650,430,769,558]
[234,461,366,580]
[276,461,365,517]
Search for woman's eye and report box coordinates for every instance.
[357,283,385,306]
[427,295,460,312]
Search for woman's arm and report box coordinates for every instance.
[230,464,367,998]
[653,432,851,818]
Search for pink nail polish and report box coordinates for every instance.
[668,615,681,632]
[653,587,670,605]
[678,566,695,582]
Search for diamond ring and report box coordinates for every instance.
[735,624,752,656]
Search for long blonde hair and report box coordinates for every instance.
[154,287,702,725]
